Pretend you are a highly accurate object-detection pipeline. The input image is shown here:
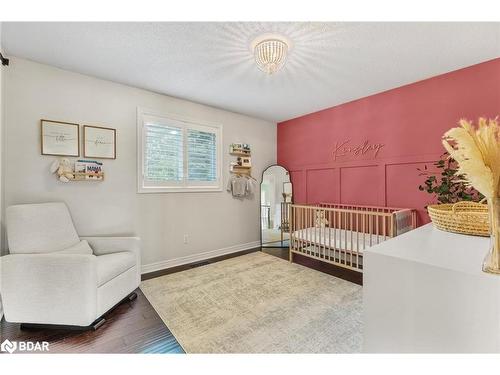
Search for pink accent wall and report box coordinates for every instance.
[277,58,500,225]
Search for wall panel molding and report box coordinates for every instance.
[290,153,444,225]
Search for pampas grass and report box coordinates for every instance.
[443,117,500,273]
[442,118,500,199]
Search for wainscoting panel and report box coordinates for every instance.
[290,170,306,204]
[385,161,437,224]
[287,154,444,226]
[306,168,337,204]
[340,165,382,206]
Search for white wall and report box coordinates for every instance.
[3,57,277,272]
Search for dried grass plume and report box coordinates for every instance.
[442,117,500,199]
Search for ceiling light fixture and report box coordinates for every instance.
[251,34,290,75]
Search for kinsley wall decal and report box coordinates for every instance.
[332,140,385,161]
[277,58,500,225]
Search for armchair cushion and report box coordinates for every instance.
[96,252,136,287]
[6,202,80,254]
[55,240,93,255]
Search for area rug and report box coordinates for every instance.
[140,251,362,353]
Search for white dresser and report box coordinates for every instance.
[363,223,500,353]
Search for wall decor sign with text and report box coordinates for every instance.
[41,119,80,156]
[83,125,116,159]
[332,140,385,161]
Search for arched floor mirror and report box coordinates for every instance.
[260,165,293,249]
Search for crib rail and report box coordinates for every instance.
[319,202,400,214]
[289,203,416,272]
[319,202,417,236]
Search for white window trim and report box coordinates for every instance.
[137,107,223,193]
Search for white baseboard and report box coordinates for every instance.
[141,240,261,275]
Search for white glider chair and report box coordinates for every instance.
[1,202,141,330]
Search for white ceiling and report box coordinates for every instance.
[2,22,499,122]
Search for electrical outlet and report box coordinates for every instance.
[183,234,188,244]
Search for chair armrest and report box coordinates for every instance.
[80,237,142,282]
[80,236,141,256]
[1,253,98,326]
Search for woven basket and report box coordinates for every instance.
[427,201,490,237]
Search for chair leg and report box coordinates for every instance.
[127,292,137,302]
[91,317,106,331]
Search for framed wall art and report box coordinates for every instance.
[83,125,116,159]
[41,119,80,156]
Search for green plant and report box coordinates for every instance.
[418,153,485,204]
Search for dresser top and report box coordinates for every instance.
[365,223,493,277]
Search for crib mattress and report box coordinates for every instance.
[293,227,387,253]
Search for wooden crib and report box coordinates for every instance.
[289,203,417,272]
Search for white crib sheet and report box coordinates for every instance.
[293,227,387,253]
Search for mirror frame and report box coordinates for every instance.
[259,164,293,249]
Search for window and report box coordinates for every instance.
[138,108,222,193]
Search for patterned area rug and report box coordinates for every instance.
[140,252,362,353]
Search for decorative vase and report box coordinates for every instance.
[483,197,500,274]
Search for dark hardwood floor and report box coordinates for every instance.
[261,247,289,260]
[1,246,360,353]
[0,289,184,354]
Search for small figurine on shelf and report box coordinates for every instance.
[50,158,74,183]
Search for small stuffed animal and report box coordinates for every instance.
[50,158,74,183]
[315,210,329,228]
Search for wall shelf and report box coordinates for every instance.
[230,151,251,157]
[68,172,104,181]
[231,165,251,169]
[229,143,252,177]
[230,165,252,175]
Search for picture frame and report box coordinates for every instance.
[83,125,116,159]
[41,119,80,157]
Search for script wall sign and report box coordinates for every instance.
[332,140,385,161]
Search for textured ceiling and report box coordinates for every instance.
[2,22,499,122]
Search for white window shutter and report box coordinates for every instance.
[187,128,217,182]
[144,123,183,182]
